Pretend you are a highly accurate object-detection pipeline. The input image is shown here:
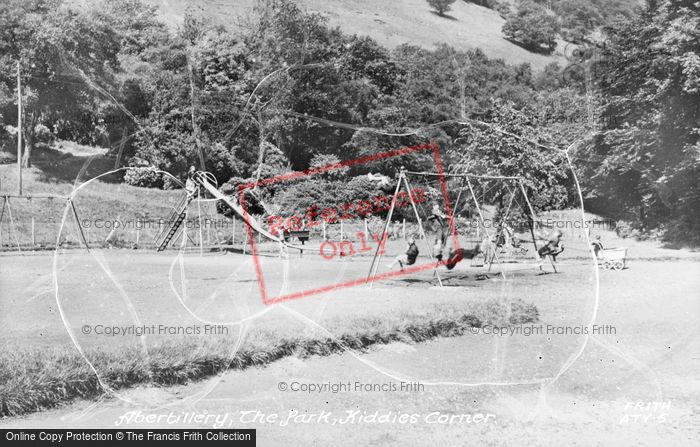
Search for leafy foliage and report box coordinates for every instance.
[0,0,122,166]
[123,166,164,188]
[427,0,458,16]
[452,100,576,210]
[585,0,700,244]
[1,0,696,246]
[502,1,560,54]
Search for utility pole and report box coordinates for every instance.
[16,61,22,196]
[187,49,205,171]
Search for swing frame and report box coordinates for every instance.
[367,170,558,281]
[366,167,448,287]
[0,194,90,253]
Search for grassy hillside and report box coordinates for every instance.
[141,0,566,69]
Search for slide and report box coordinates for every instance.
[195,175,307,251]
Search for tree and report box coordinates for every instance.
[554,0,604,42]
[452,100,576,211]
[427,0,457,16]
[585,0,700,244]
[502,1,560,54]
[0,0,121,167]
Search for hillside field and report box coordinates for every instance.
[125,0,566,69]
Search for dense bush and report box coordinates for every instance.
[123,166,164,188]
[502,1,559,54]
[614,220,639,239]
[309,154,349,180]
[33,124,54,146]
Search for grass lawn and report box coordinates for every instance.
[0,249,541,416]
[1,141,696,422]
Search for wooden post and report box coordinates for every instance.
[1,198,6,248]
[231,217,236,244]
[242,227,248,255]
[340,220,344,241]
[197,194,203,256]
[31,217,35,247]
[322,219,326,240]
[135,224,140,248]
[181,211,188,249]
[0,197,7,249]
[17,61,22,195]
[402,218,406,239]
[69,200,90,252]
[364,219,368,240]
[586,220,592,240]
[5,199,22,252]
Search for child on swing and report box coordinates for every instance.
[538,229,565,261]
[388,236,419,271]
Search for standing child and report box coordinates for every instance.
[591,235,604,258]
[185,166,198,198]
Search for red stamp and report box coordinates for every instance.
[238,142,458,304]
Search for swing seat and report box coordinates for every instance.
[538,244,564,261]
[444,244,482,270]
[445,252,462,270]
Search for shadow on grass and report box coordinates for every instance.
[503,37,556,56]
[28,146,122,185]
[430,10,459,21]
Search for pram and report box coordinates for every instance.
[598,248,628,270]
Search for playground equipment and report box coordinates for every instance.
[154,193,194,251]
[152,165,564,287]
[366,167,447,286]
[154,171,304,253]
[0,193,89,252]
[365,166,557,286]
[404,169,553,273]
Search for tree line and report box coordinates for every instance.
[0,0,697,245]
